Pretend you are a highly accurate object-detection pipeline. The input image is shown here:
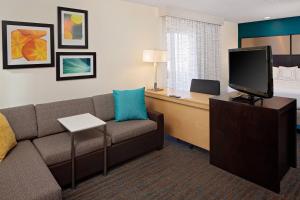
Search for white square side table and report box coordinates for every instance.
[58,113,107,189]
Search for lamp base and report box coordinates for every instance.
[151,82,163,92]
[149,88,164,92]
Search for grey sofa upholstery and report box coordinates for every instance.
[33,130,111,166]
[0,93,164,199]
[93,94,115,121]
[93,94,158,143]
[34,98,107,167]
[0,105,38,141]
[106,120,157,144]
[0,141,61,200]
[35,97,95,137]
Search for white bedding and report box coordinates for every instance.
[227,79,300,109]
[274,79,300,109]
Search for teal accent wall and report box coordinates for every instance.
[238,16,300,47]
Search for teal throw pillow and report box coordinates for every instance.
[113,88,148,122]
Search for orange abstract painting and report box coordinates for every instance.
[11,29,47,61]
[3,21,54,69]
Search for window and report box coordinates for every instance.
[165,16,221,91]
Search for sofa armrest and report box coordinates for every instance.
[148,110,162,122]
[148,110,164,149]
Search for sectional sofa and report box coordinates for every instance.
[0,94,164,200]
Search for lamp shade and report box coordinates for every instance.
[143,50,167,63]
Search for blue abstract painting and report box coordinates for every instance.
[63,58,91,74]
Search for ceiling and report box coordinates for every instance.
[125,0,300,23]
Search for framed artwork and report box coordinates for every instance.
[56,52,96,81]
[2,21,54,69]
[58,7,88,49]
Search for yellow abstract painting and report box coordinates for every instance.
[11,29,47,61]
[64,13,83,40]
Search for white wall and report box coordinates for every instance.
[0,0,237,108]
[220,21,238,92]
[0,0,161,108]
[159,7,224,25]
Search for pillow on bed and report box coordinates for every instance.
[273,67,279,79]
[278,66,297,81]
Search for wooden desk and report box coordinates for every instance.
[145,89,212,150]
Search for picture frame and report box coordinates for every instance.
[2,20,54,69]
[58,7,88,49]
[56,52,96,81]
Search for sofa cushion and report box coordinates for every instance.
[0,105,38,141]
[35,97,96,137]
[93,94,115,121]
[33,129,111,166]
[107,120,157,144]
[0,140,61,200]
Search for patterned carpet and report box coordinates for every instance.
[63,135,300,200]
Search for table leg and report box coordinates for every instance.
[104,125,107,176]
[71,133,75,189]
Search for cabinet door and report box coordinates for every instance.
[210,99,279,192]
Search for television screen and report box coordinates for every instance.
[229,46,273,98]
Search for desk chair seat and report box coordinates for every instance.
[190,79,220,95]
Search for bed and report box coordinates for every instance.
[227,65,300,121]
[274,79,300,109]
[227,81,300,109]
[273,55,300,111]
[240,35,300,124]
[273,79,300,126]
[227,79,300,124]
[273,79,300,128]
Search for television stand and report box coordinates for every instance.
[231,93,263,104]
[210,94,297,193]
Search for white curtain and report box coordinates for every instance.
[165,16,221,91]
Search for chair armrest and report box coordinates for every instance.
[148,110,164,149]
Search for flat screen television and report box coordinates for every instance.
[229,46,273,100]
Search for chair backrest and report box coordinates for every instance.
[190,79,220,95]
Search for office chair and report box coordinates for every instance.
[190,79,220,95]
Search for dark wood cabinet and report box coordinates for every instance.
[209,94,297,193]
